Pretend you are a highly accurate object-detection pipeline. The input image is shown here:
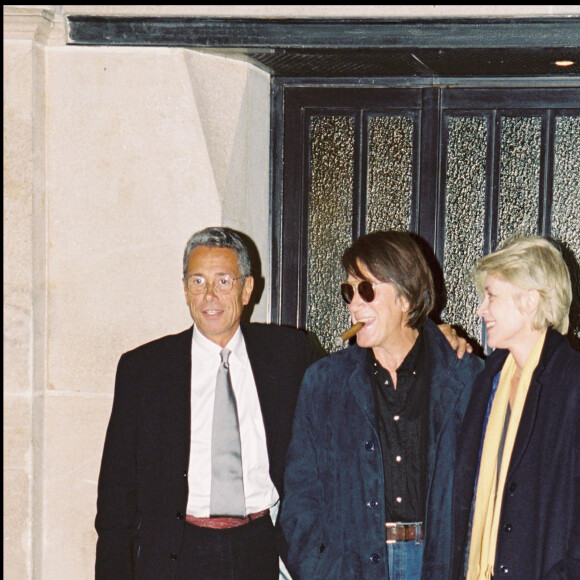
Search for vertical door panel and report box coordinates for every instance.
[552,114,580,342]
[366,114,416,233]
[441,115,489,345]
[306,115,355,352]
[496,115,543,244]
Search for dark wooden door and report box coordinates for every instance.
[272,84,580,353]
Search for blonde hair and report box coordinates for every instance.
[473,235,572,334]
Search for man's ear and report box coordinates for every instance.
[242,276,254,306]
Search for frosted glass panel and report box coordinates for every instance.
[497,116,542,245]
[307,115,354,353]
[366,115,414,232]
[552,115,580,339]
[443,116,488,344]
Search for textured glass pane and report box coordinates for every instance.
[497,116,542,245]
[443,117,488,344]
[366,115,414,232]
[552,116,580,340]
[307,115,354,353]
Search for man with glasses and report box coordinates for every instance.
[95,227,321,579]
[281,230,484,580]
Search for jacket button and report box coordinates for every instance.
[366,499,379,508]
[498,564,509,573]
[369,553,381,564]
[176,512,184,520]
[509,482,517,492]
[365,440,375,451]
[170,553,178,560]
[503,523,513,533]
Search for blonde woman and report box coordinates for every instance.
[451,236,580,579]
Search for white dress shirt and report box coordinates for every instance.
[186,325,279,517]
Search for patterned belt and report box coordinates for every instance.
[185,509,270,530]
[386,522,424,544]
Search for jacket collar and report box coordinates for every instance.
[339,318,468,434]
[484,326,567,474]
[480,325,566,384]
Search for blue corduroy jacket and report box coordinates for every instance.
[281,318,484,579]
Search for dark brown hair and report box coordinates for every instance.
[341,230,435,329]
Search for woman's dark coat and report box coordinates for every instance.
[451,327,580,579]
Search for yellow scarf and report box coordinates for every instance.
[466,329,547,579]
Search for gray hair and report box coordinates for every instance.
[182,227,252,278]
[473,235,572,334]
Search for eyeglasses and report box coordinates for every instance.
[340,280,386,304]
[185,274,244,295]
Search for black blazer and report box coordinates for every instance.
[95,322,320,580]
[451,327,580,579]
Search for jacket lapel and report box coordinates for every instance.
[423,320,477,484]
[240,325,280,460]
[456,354,503,474]
[168,327,193,469]
[507,328,563,474]
[346,352,379,430]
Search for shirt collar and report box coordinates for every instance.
[397,325,424,374]
[192,324,245,360]
[367,324,425,375]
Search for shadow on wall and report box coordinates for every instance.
[236,231,264,323]
[236,229,326,355]
[411,232,485,358]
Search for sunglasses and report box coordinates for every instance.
[340,280,386,304]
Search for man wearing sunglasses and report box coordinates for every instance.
[281,230,484,580]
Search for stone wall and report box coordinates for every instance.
[4,6,270,578]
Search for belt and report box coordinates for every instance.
[185,509,270,530]
[386,522,424,544]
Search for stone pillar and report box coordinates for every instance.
[4,7,66,578]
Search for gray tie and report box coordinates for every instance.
[210,348,245,517]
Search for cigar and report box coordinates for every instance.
[334,321,365,346]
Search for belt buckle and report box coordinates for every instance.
[386,522,397,545]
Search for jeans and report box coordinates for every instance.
[387,535,424,580]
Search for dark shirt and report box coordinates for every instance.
[370,327,430,522]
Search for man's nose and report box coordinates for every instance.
[203,283,218,300]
